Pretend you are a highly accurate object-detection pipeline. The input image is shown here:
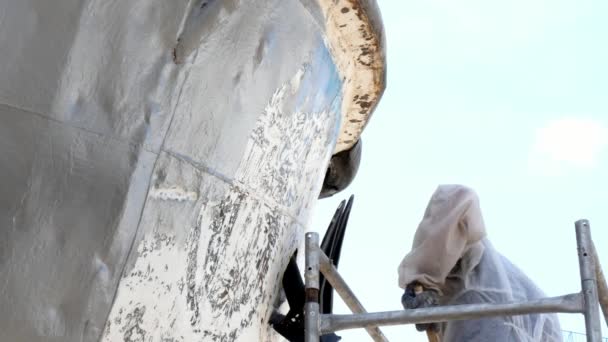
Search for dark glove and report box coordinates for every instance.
[401,282,440,333]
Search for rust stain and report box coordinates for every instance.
[321,0,386,153]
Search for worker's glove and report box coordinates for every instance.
[401,282,440,333]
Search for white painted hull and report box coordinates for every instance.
[0,0,385,340]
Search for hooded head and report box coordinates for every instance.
[398,185,487,293]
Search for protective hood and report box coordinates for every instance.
[397,185,563,341]
[398,184,487,292]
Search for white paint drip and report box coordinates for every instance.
[289,67,306,94]
[149,186,198,202]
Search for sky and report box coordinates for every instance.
[310,0,608,340]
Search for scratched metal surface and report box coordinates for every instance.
[0,0,346,341]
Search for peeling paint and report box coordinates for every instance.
[235,71,337,216]
[102,187,299,341]
[102,59,342,341]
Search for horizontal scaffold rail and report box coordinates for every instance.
[319,293,583,333]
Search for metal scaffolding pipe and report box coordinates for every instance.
[305,233,321,342]
[318,252,389,342]
[576,220,603,341]
[319,293,584,334]
[591,240,608,328]
[304,218,605,340]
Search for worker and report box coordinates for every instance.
[398,185,563,341]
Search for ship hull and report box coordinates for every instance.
[0,0,385,341]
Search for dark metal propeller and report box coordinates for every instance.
[270,195,355,341]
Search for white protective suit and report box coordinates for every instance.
[398,185,562,341]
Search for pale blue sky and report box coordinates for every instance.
[310,0,608,340]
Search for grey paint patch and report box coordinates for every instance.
[0,104,155,342]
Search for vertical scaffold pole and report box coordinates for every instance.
[305,232,321,342]
[590,240,608,327]
[575,219,602,341]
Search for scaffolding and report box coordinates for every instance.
[563,330,608,342]
[303,219,608,342]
